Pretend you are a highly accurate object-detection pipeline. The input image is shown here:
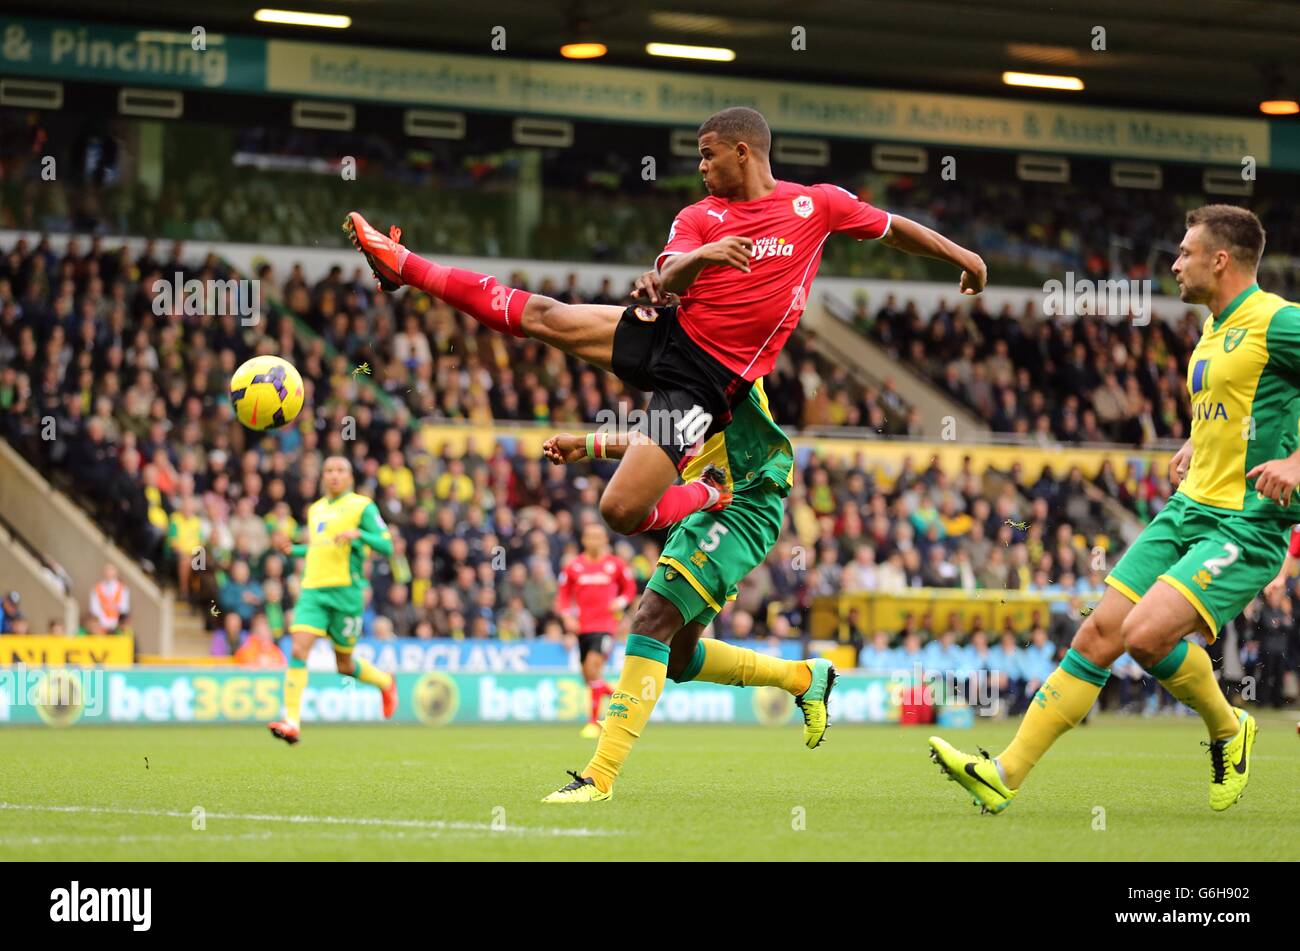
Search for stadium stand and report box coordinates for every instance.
[4,228,1289,711]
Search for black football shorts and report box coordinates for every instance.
[610,304,752,470]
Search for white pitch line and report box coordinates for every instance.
[0,802,616,837]
[0,832,275,847]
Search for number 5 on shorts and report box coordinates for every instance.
[700,523,730,552]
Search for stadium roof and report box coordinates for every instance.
[19,0,1300,116]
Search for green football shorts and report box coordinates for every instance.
[291,585,365,650]
[647,484,785,627]
[1106,492,1289,640]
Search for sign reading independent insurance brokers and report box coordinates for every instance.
[0,15,1280,168]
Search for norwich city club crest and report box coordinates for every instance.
[1224,328,1248,352]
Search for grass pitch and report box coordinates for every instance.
[3,712,1297,861]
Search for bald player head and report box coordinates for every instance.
[321,455,354,498]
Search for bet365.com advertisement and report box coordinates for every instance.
[0,668,899,727]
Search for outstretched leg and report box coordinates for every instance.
[668,622,834,749]
[347,213,732,537]
[345,211,622,370]
[929,585,1130,812]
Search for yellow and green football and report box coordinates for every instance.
[230,355,304,431]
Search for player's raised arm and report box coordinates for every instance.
[658,235,755,293]
[653,208,754,295]
[542,431,635,465]
[357,502,394,556]
[880,214,987,295]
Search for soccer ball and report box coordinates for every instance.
[230,355,304,431]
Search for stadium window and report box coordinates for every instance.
[0,78,63,110]
[512,118,574,148]
[1015,153,1070,184]
[871,144,928,174]
[118,88,183,119]
[670,129,701,157]
[774,137,830,167]
[291,100,355,131]
[404,110,466,140]
[1202,167,1254,196]
[1110,162,1162,190]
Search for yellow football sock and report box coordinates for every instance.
[352,656,394,691]
[283,662,308,727]
[583,634,668,793]
[1148,639,1238,741]
[999,649,1108,789]
[687,638,812,695]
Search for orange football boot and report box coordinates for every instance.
[700,464,733,513]
[381,678,399,719]
[267,720,300,745]
[343,211,407,292]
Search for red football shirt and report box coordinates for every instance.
[655,180,890,380]
[557,554,638,634]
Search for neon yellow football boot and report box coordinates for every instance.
[1207,707,1256,812]
[929,736,1018,814]
[795,659,837,749]
[541,770,612,804]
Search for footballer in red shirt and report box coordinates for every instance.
[557,523,639,738]
[347,105,984,542]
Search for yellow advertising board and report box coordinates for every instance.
[810,590,1099,640]
[420,421,1170,488]
[0,635,134,667]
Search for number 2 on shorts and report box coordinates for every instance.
[1202,543,1239,577]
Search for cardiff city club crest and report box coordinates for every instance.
[792,195,814,218]
[634,306,659,322]
[1224,328,1248,352]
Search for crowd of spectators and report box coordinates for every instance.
[0,234,909,650]
[861,291,1200,447]
[6,109,1299,294]
[0,232,1295,709]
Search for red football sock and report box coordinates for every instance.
[631,481,714,534]
[400,252,530,338]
